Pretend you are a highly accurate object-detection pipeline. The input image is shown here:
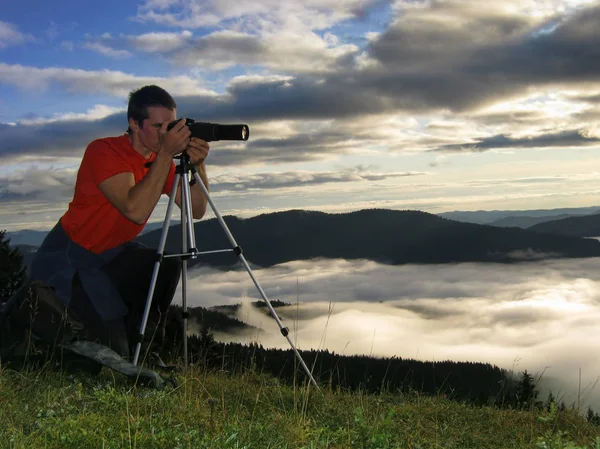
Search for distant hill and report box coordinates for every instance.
[5,220,165,248]
[134,209,600,267]
[528,213,600,237]
[5,230,48,247]
[489,213,585,228]
[439,206,600,225]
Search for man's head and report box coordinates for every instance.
[127,85,178,153]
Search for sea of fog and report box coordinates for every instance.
[175,257,600,410]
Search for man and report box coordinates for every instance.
[30,85,209,359]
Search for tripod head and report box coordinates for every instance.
[168,118,249,142]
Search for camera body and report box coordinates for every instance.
[168,118,249,142]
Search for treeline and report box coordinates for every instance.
[158,308,600,416]
[160,322,532,410]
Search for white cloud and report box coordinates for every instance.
[0,63,216,97]
[83,42,132,59]
[61,41,74,51]
[129,30,193,52]
[131,0,366,73]
[136,0,370,30]
[0,164,77,202]
[210,166,427,192]
[0,20,34,48]
[13,104,125,126]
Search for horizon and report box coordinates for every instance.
[2,1,600,231]
[5,203,600,234]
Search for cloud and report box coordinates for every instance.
[83,42,132,59]
[0,165,77,204]
[211,166,427,192]
[361,2,600,112]
[0,114,128,160]
[61,41,74,51]
[0,21,34,48]
[129,30,194,52]
[434,129,600,153]
[129,0,372,73]
[117,27,358,73]
[180,256,600,409]
[3,2,600,161]
[135,0,377,30]
[0,163,424,206]
[0,63,215,97]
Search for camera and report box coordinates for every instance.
[168,118,249,142]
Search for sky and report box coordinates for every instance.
[183,257,600,410]
[1,0,600,231]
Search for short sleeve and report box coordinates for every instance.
[163,161,178,195]
[84,139,131,186]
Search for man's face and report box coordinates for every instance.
[137,106,177,153]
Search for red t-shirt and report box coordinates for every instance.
[61,134,176,254]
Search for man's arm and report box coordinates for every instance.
[100,152,174,225]
[99,120,191,225]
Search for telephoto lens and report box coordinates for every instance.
[168,118,249,142]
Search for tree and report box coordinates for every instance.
[516,370,539,409]
[0,230,27,302]
[545,391,556,412]
[587,407,600,426]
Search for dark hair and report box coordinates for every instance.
[127,85,177,134]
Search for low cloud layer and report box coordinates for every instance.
[179,257,600,409]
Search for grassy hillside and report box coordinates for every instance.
[1,365,600,449]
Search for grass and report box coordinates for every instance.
[1,362,600,449]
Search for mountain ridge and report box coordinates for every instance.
[528,213,600,237]
[134,208,600,268]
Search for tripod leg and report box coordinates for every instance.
[190,172,319,388]
[132,174,181,366]
[180,170,196,368]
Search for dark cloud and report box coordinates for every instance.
[0,114,126,159]
[434,129,600,153]
[212,167,425,192]
[573,93,600,104]
[175,78,389,122]
[0,166,76,204]
[363,4,600,112]
[0,87,387,163]
[0,165,422,205]
[489,307,560,328]
[464,111,546,127]
[173,33,269,66]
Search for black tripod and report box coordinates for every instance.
[132,153,318,387]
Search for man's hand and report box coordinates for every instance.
[186,137,210,165]
[159,119,191,157]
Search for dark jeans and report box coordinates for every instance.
[69,247,181,358]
